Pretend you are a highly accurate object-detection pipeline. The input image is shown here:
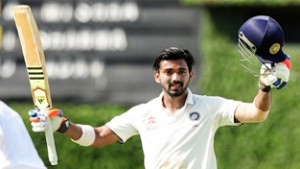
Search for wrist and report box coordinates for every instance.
[57,118,70,133]
[258,82,271,93]
[71,125,95,146]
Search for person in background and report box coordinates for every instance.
[0,101,46,169]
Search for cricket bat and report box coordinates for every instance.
[13,5,58,165]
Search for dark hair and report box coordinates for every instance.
[152,47,195,72]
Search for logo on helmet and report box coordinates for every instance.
[269,43,280,55]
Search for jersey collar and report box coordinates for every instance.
[158,88,194,110]
[185,88,194,105]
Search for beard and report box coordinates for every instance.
[166,81,188,97]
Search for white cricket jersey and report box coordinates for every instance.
[0,101,46,169]
[106,89,241,169]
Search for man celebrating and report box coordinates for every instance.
[29,15,291,169]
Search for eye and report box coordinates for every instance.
[162,69,173,76]
[179,69,187,75]
[165,70,173,75]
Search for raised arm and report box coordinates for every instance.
[234,90,271,123]
[236,15,292,123]
[234,57,291,123]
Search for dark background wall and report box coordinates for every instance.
[0,0,201,104]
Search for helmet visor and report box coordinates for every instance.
[238,32,261,76]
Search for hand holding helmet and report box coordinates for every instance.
[259,54,291,91]
[238,15,292,91]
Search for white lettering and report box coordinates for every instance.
[40,1,139,23]
[74,3,93,23]
[3,30,17,51]
[40,28,127,51]
[2,2,17,21]
[40,2,73,22]
[46,59,105,80]
[0,59,16,78]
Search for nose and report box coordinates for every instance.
[171,73,180,81]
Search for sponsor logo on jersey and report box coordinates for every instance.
[146,115,158,131]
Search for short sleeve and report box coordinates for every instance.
[203,96,241,127]
[217,99,242,126]
[105,105,144,143]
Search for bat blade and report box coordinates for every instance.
[13,5,58,165]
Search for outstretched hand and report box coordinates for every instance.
[29,108,70,133]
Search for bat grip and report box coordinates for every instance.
[45,115,58,165]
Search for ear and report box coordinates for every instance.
[189,71,194,79]
[153,71,160,83]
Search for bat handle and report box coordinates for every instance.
[45,116,58,165]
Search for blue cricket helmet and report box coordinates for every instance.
[238,15,285,64]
